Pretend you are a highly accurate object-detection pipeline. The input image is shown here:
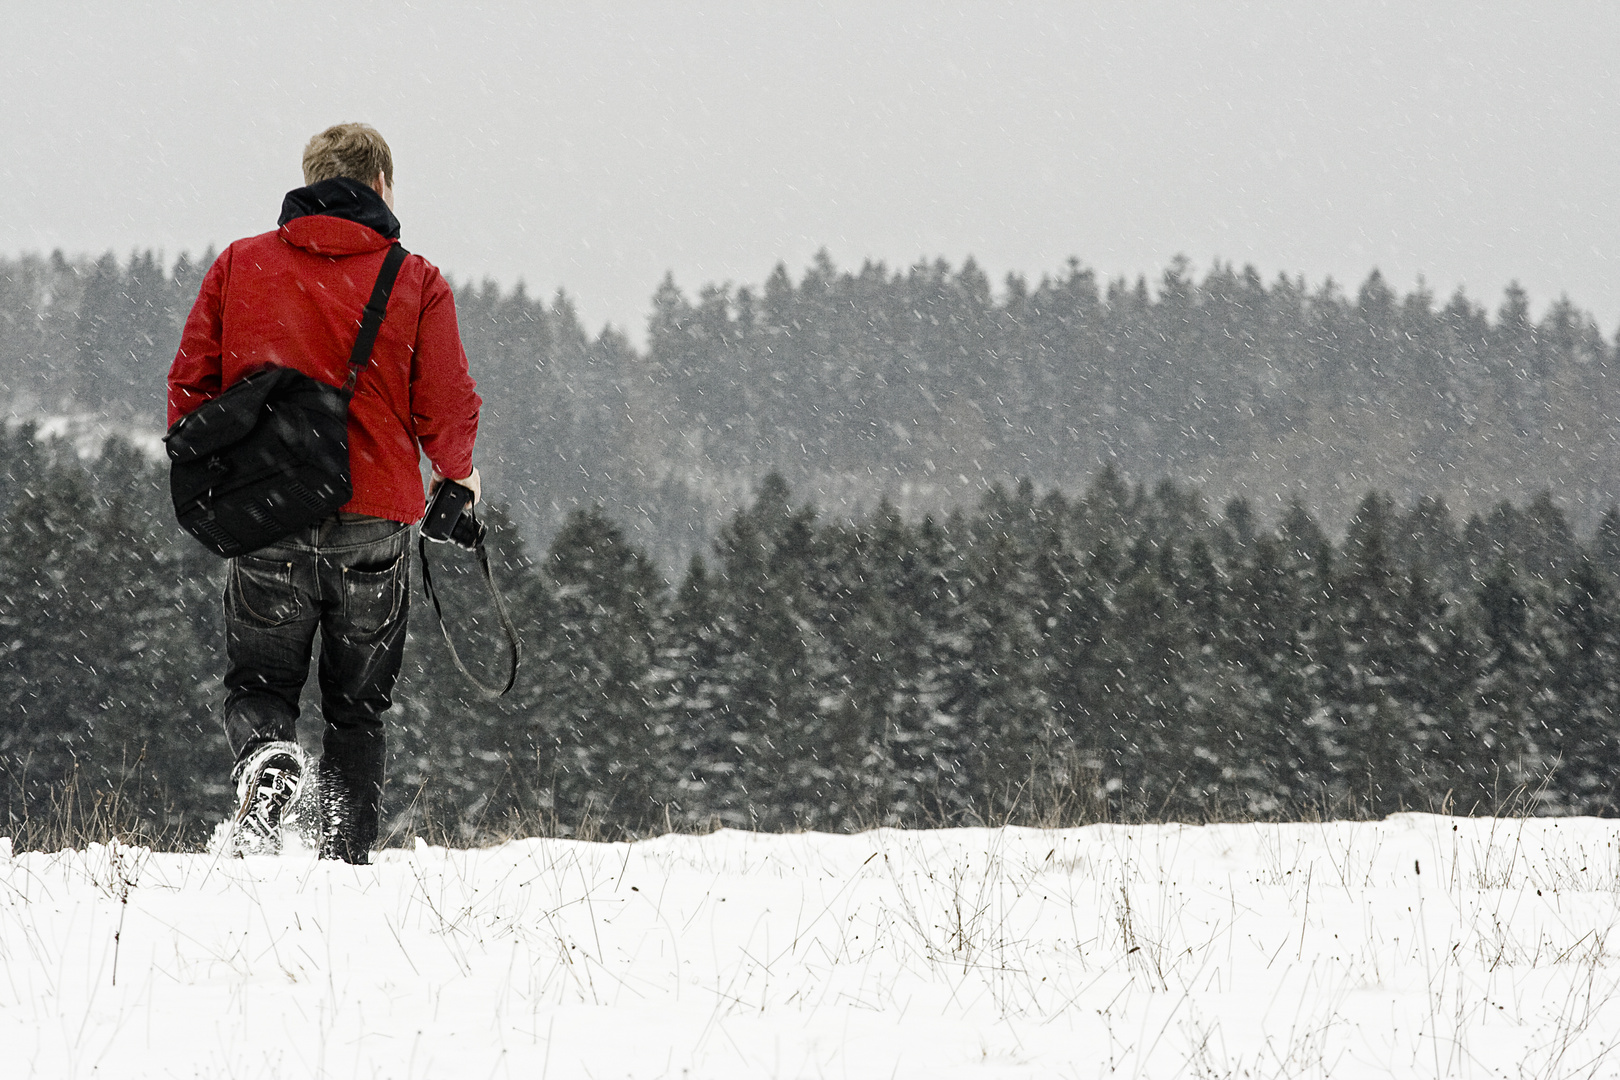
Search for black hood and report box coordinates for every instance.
[277,177,401,239]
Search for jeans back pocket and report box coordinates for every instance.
[229,556,300,627]
[340,549,407,641]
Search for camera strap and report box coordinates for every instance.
[418,518,521,698]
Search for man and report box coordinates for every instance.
[168,123,482,863]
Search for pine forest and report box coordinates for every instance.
[3,250,1620,844]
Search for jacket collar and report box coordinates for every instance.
[277,177,401,240]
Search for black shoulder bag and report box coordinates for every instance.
[165,243,409,557]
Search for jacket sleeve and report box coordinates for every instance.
[409,262,482,480]
[167,250,230,428]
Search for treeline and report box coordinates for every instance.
[627,253,1618,542]
[0,249,203,423]
[5,420,1620,846]
[4,249,1619,569]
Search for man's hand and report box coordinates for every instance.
[430,466,482,505]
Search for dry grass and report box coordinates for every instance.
[2,758,196,854]
[2,743,1574,856]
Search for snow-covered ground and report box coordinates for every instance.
[6,816,1620,1078]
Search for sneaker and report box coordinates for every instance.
[229,741,305,856]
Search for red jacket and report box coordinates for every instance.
[168,185,481,524]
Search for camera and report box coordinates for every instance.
[420,478,485,549]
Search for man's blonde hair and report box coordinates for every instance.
[302,123,393,188]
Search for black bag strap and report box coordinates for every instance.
[419,518,522,698]
[342,242,409,394]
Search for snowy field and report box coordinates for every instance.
[6,817,1620,1079]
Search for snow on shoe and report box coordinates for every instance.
[224,741,308,857]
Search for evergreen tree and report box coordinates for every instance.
[659,554,731,826]
[73,252,123,412]
[871,510,957,823]
[1226,533,1322,810]
[1537,559,1620,812]
[0,431,223,838]
[1395,566,1478,808]
[1594,508,1620,582]
[936,518,1049,820]
[1328,493,1425,812]
[1469,560,1543,803]
[808,503,949,827]
[532,507,666,833]
[707,475,828,829]
[1092,543,1196,816]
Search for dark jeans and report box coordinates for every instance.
[223,514,410,853]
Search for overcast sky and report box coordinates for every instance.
[4,2,1616,342]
